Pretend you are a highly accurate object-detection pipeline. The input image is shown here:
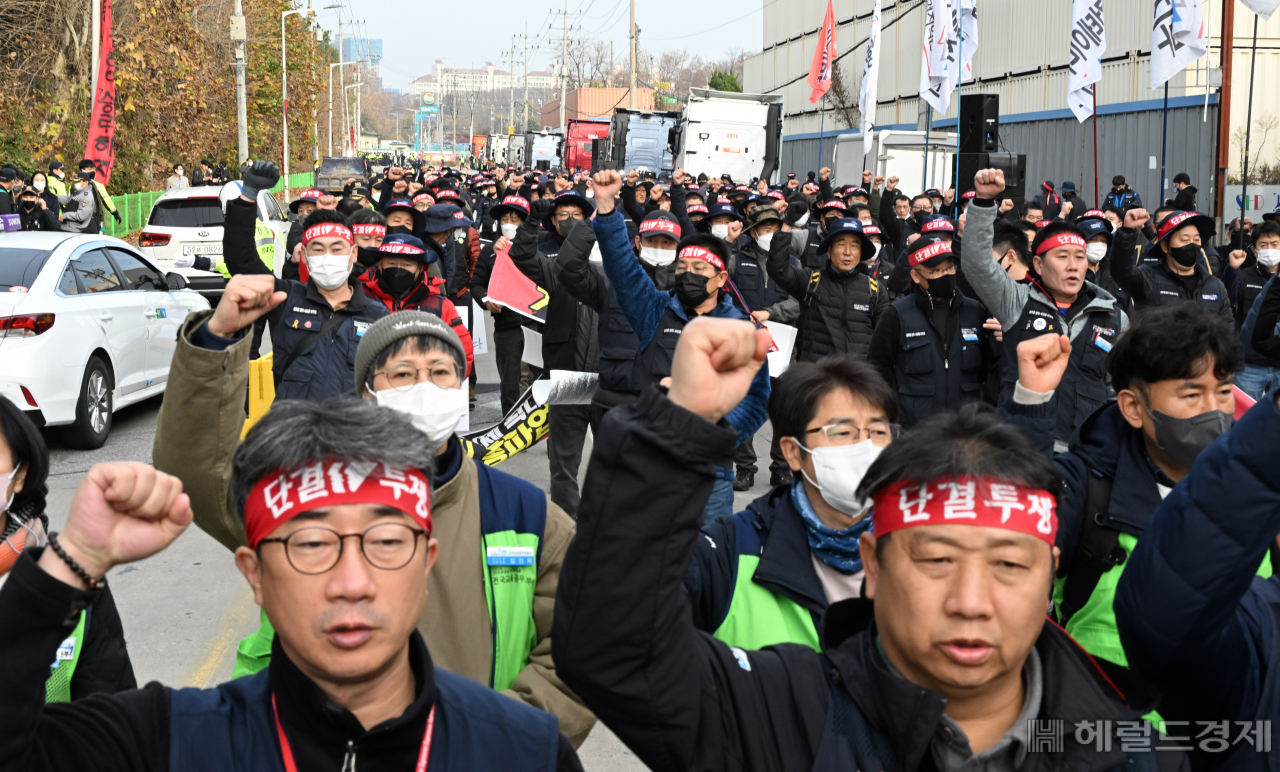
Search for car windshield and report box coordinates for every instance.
[319,158,366,176]
[0,247,53,290]
[149,199,224,228]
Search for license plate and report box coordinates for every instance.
[186,244,222,255]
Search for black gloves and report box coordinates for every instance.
[785,201,809,226]
[240,160,281,201]
[112,209,122,223]
[530,197,556,222]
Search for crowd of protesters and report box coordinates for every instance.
[2,150,1280,772]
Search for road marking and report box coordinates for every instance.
[181,583,258,688]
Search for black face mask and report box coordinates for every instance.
[926,273,955,299]
[913,210,929,226]
[386,225,414,236]
[1169,243,1200,268]
[356,246,382,268]
[377,266,418,296]
[674,272,713,308]
[20,201,36,210]
[822,215,839,232]
[555,219,575,239]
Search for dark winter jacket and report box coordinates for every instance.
[359,266,474,376]
[764,227,885,363]
[1247,273,1280,362]
[470,239,528,332]
[1115,395,1280,771]
[1166,185,1197,212]
[555,387,1188,772]
[0,552,583,772]
[1103,187,1142,212]
[508,209,600,372]
[1109,225,1234,323]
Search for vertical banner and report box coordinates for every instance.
[1068,0,1107,122]
[957,0,978,84]
[859,0,883,158]
[807,0,838,104]
[919,0,958,114]
[83,0,117,186]
[1150,0,1208,89]
[1241,0,1280,20]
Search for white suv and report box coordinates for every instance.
[135,186,290,299]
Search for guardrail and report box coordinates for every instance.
[102,172,315,238]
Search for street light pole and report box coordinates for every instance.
[327,60,353,157]
[232,0,249,164]
[346,83,362,154]
[281,7,304,203]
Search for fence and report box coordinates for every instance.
[102,172,315,238]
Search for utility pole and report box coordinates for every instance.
[231,0,248,163]
[523,23,529,132]
[91,0,100,91]
[1214,0,1236,218]
[509,37,516,133]
[559,0,568,132]
[337,17,345,154]
[610,41,613,88]
[628,0,637,109]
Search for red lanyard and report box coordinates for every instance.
[272,693,436,772]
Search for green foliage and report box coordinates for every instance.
[708,70,742,93]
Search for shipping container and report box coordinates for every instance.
[541,88,656,129]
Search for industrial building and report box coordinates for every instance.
[742,0,1280,217]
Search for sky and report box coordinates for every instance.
[309,0,765,93]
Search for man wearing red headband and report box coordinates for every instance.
[1109,207,1235,323]
[556,316,1181,771]
[0,401,583,770]
[961,168,1129,453]
[209,162,387,401]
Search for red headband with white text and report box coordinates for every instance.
[243,460,432,549]
[302,222,354,246]
[679,245,725,271]
[872,476,1057,546]
[352,223,386,239]
[1035,232,1086,255]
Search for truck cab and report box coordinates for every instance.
[315,156,368,193]
[675,88,783,185]
[563,118,610,172]
[602,110,682,174]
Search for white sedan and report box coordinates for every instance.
[0,232,210,448]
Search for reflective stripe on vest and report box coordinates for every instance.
[712,554,820,652]
[45,609,87,703]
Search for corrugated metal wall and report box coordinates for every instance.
[781,103,1219,208]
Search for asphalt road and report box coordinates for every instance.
[40,312,776,771]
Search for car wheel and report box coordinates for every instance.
[63,356,113,449]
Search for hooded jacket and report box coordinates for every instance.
[1115,396,1280,771]
[1167,185,1197,212]
[359,265,474,376]
[1109,225,1234,323]
[554,386,1188,772]
[149,315,596,746]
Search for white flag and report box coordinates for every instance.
[1067,0,1106,121]
[957,0,978,84]
[1150,0,1208,90]
[919,0,959,114]
[860,0,883,158]
[1242,0,1280,20]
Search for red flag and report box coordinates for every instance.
[485,246,550,323]
[807,0,838,104]
[83,0,117,186]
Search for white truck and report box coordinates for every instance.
[490,134,510,164]
[831,130,958,192]
[530,131,562,171]
[675,88,784,184]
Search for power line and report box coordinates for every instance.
[645,0,779,41]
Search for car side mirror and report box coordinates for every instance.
[166,272,189,291]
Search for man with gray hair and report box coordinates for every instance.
[0,396,585,769]
[153,277,593,745]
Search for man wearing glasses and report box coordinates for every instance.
[152,286,596,747]
[866,235,999,427]
[0,399,585,769]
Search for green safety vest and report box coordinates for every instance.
[233,462,544,692]
[45,609,87,703]
[712,553,821,652]
[1053,533,1272,668]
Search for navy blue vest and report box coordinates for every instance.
[168,665,561,772]
[891,294,986,427]
[270,282,386,401]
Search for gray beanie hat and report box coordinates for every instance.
[353,310,466,392]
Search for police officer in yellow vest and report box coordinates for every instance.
[77,160,121,230]
[151,308,596,745]
[0,397,136,702]
[46,161,69,199]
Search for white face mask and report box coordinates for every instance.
[869,243,881,262]
[589,242,603,264]
[794,212,809,228]
[500,222,520,240]
[1257,248,1280,269]
[177,170,185,177]
[585,189,595,199]
[373,381,468,446]
[639,245,677,267]
[306,251,353,290]
[33,181,45,192]
[755,232,775,251]
[1085,243,1108,264]
[1,463,21,513]
[710,223,730,240]
[795,439,882,517]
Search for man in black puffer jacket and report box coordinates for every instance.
[765,217,885,362]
